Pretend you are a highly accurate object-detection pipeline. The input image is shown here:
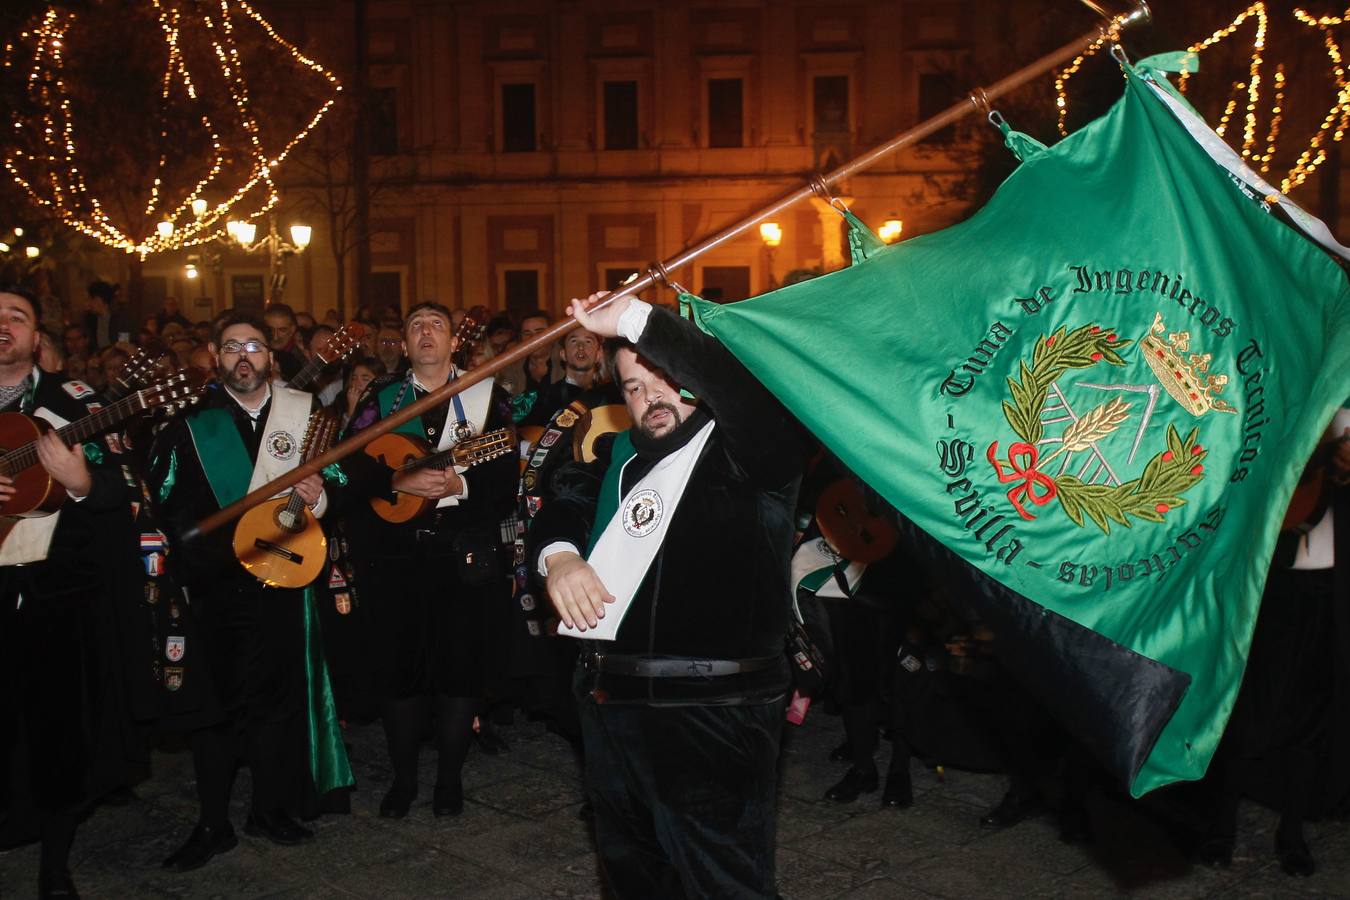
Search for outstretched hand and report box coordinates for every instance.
[545,550,615,632]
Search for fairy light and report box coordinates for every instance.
[4,1,341,257]
[1056,3,1350,197]
[1283,8,1350,192]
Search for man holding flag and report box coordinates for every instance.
[532,291,806,899]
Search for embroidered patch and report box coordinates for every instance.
[539,428,562,448]
[520,592,536,612]
[62,380,95,399]
[554,410,579,428]
[164,666,184,691]
[622,488,663,538]
[522,469,538,493]
[266,430,297,460]
[165,635,185,662]
[335,592,352,615]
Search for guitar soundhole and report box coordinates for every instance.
[274,508,303,533]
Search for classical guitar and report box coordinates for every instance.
[232,409,340,588]
[366,428,516,524]
[288,323,366,393]
[0,373,200,517]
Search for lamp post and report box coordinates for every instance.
[224,214,311,305]
[759,221,782,291]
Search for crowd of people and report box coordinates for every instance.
[0,278,1346,899]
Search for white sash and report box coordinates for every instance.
[432,370,493,509]
[561,420,716,641]
[0,407,68,566]
[248,386,314,497]
[790,536,866,600]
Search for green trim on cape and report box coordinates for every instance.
[586,429,637,558]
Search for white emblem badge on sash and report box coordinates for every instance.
[623,489,663,538]
[266,430,296,460]
[165,635,186,662]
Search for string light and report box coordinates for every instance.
[3,1,341,258]
[1054,3,1350,197]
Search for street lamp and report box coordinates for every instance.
[759,221,783,290]
[879,214,903,244]
[226,214,311,304]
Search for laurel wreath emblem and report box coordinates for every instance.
[996,323,1210,534]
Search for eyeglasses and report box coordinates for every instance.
[219,339,267,355]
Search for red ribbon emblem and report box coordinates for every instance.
[986,442,1057,520]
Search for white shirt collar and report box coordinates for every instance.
[410,365,459,393]
[225,382,272,420]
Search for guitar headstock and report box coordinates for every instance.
[316,323,366,366]
[136,371,200,414]
[454,305,489,354]
[452,427,515,466]
[113,348,168,395]
[300,407,342,461]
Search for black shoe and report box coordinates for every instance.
[881,770,913,809]
[379,785,416,819]
[828,741,853,763]
[1275,831,1315,877]
[979,789,1042,828]
[432,781,464,817]
[162,822,238,872]
[38,866,79,899]
[825,767,879,804]
[243,809,313,846]
[1196,833,1234,868]
[474,727,509,756]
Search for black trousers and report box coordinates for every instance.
[580,693,786,900]
[189,579,306,819]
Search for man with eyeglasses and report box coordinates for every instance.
[340,302,518,820]
[147,311,352,872]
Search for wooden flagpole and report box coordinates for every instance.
[186,2,1149,541]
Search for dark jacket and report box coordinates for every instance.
[528,307,807,703]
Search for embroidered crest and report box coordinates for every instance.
[522,468,538,493]
[163,666,184,691]
[165,635,186,662]
[539,428,562,448]
[622,488,663,538]
[555,409,579,428]
[335,592,352,615]
[526,620,542,636]
[266,430,297,460]
[987,315,1229,533]
[62,380,95,399]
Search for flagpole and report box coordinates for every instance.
[185,2,1150,542]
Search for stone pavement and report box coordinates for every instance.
[2,710,1347,898]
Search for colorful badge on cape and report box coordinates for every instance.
[165,635,185,662]
[163,667,184,692]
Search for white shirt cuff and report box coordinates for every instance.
[617,298,654,343]
[538,541,581,577]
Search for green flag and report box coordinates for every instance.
[690,62,1350,796]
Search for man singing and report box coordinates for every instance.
[148,311,349,871]
[531,292,806,898]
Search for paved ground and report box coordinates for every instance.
[2,709,1347,898]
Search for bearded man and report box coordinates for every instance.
[147,311,347,871]
[529,292,806,898]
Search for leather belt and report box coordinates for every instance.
[586,653,780,678]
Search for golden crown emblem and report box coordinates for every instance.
[1139,312,1237,417]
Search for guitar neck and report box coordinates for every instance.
[289,357,324,392]
[0,391,146,475]
[402,429,511,474]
